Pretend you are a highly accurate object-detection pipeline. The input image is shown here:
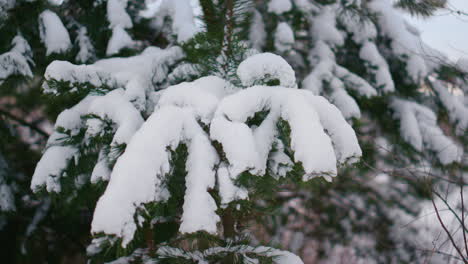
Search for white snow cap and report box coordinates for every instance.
[38,10,71,55]
[75,27,95,63]
[275,22,295,53]
[268,0,292,15]
[106,26,135,56]
[211,85,361,182]
[91,106,219,246]
[0,35,33,84]
[43,46,184,111]
[369,0,428,82]
[140,0,198,42]
[391,98,462,165]
[106,0,134,55]
[237,52,296,88]
[431,79,468,136]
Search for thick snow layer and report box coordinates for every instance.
[157,76,227,124]
[369,0,428,82]
[431,79,468,136]
[303,94,362,165]
[55,96,97,132]
[311,5,344,46]
[211,85,361,181]
[32,87,144,193]
[43,61,117,94]
[107,0,132,29]
[86,89,144,146]
[38,10,71,55]
[106,0,134,55]
[31,134,77,193]
[359,42,395,92]
[92,105,219,245]
[303,41,376,118]
[179,132,219,234]
[0,35,33,84]
[275,22,295,53]
[268,0,292,14]
[391,98,462,165]
[106,26,134,56]
[217,164,249,205]
[339,11,395,92]
[141,0,198,42]
[44,46,184,111]
[31,97,97,192]
[91,151,111,183]
[237,53,296,88]
[75,27,95,63]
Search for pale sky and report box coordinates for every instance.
[405,0,468,62]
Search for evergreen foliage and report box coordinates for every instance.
[0,0,466,263]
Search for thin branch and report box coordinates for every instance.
[433,190,468,233]
[461,177,468,257]
[431,194,468,263]
[0,108,49,138]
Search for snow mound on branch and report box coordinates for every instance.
[75,27,95,63]
[140,0,198,42]
[32,89,144,192]
[43,61,117,94]
[369,0,428,82]
[91,106,219,246]
[86,89,144,146]
[390,98,462,165]
[106,26,134,56]
[0,35,33,84]
[303,41,376,119]
[106,0,134,55]
[44,46,184,111]
[31,97,96,192]
[268,0,292,15]
[431,79,468,136]
[340,13,395,93]
[211,85,361,182]
[157,76,228,124]
[38,10,71,55]
[237,53,296,88]
[107,0,132,29]
[31,134,78,193]
[92,76,227,246]
[275,22,295,53]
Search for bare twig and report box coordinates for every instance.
[0,108,49,138]
[431,194,468,263]
[460,176,468,257]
